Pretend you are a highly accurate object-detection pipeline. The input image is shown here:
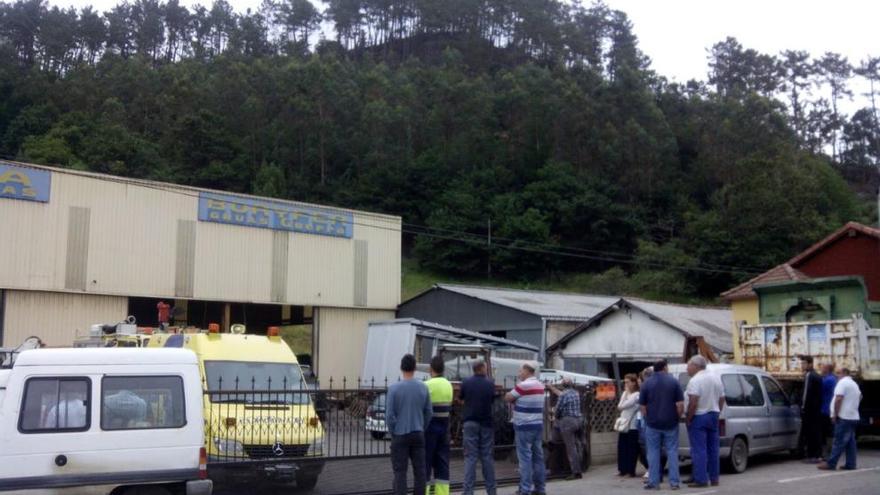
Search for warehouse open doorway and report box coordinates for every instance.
[127,298,315,360]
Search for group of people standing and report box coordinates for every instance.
[384,356,585,495]
[799,356,863,471]
[617,357,724,490]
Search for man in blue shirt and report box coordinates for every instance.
[386,354,433,495]
[820,363,838,458]
[639,360,684,490]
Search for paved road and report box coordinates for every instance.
[485,444,880,495]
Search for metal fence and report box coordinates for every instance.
[204,377,603,493]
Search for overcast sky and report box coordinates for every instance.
[49,0,880,112]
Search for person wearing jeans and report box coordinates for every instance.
[386,354,433,495]
[685,356,725,487]
[462,421,496,495]
[639,360,684,490]
[506,361,546,495]
[818,368,862,471]
[460,360,497,495]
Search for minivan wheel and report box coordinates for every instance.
[370,431,386,440]
[121,486,172,495]
[725,436,749,474]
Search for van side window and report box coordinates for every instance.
[19,378,91,433]
[761,376,790,407]
[741,374,765,406]
[101,376,186,430]
[721,374,746,406]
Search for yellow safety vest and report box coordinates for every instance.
[426,376,453,420]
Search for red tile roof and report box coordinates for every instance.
[721,222,880,301]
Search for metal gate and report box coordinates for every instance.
[205,378,598,494]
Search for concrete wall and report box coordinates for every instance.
[2,290,128,346]
[314,306,396,383]
[590,432,618,466]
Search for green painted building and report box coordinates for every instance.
[754,276,880,328]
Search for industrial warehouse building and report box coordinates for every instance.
[397,284,619,353]
[0,161,401,381]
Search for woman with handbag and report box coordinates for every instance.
[616,373,641,477]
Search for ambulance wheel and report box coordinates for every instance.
[297,473,320,490]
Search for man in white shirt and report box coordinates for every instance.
[684,356,725,488]
[818,368,862,471]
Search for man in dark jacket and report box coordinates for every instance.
[800,355,824,462]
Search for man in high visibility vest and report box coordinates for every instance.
[425,355,453,495]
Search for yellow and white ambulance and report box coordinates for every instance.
[150,324,325,489]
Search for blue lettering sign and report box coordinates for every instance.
[197,192,353,239]
[0,163,51,203]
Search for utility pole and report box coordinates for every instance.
[487,218,492,279]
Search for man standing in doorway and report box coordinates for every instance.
[800,356,824,463]
[818,368,863,471]
[386,354,433,495]
[684,356,725,488]
[548,378,584,480]
[639,359,684,490]
[425,356,453,495]
[506,361,546,495]
[460,360,497,495]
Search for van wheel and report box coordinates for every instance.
[725,437,749,474]
[121,486,171,495]
[370,431,386,440]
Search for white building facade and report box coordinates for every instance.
[0,161,401,381]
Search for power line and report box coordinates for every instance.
[3,159,763,276]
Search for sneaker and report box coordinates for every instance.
[817,462,834,470]
[643,485,660,491]
[687,482,709,488]
[565,473,583,480]
[669,485,680,491]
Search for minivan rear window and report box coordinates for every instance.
[721,374,747,406]
[101,376,186,430]
[741,374,765,406]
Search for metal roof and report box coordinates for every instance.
[625,298,733,353]
[433,284,619,320]
[548,298,733,354]
[374,318,539,352]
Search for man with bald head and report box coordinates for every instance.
[505,361,546,495]
[685,355,725,488]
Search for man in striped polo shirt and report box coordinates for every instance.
[506,361,546,495]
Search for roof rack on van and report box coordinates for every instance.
[0,336,45,368]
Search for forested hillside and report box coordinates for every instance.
[1,0,877,299]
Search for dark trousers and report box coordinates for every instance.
[803,412,823,459]
[617,429,640,476]
[551,416,584,475]
[392,431,427,495]
[425,419,450,482]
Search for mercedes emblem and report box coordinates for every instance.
[272,441,284,457]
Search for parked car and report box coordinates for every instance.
[365,393,388,440]
[0,347,212,495]
[668,363,801,473]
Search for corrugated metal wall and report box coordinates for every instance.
[2,290,127,347]
[0,167,401,310]
[314,307,396,383]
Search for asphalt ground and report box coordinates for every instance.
[486,441,880,495]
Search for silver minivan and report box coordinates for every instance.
[669,363,801,473]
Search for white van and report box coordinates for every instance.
[0,348,212,495]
